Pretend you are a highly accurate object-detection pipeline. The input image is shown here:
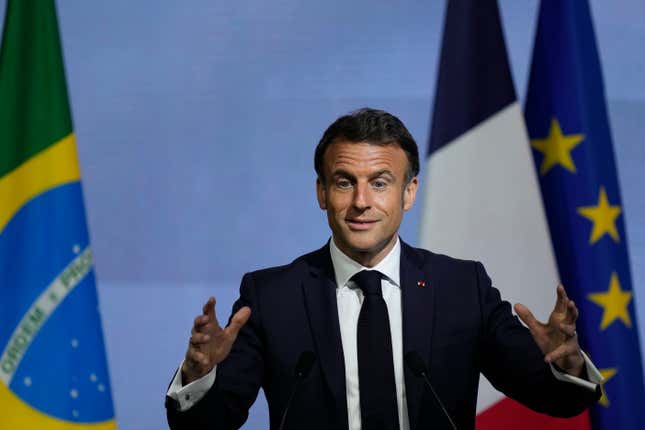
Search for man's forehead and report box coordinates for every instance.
[324,141,406,169]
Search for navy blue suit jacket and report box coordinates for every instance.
[166,241,598,430]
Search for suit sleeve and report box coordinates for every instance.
[166,272,265,430]
[476,262,600,417]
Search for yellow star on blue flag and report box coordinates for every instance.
[530,118,584,175]
[598,368,617,407]
[587,272,632,330]
[577,186,622,244]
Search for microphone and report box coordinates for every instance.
[278,351,316,430]
[405,351,457,430]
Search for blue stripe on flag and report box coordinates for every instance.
[428,0,516,156]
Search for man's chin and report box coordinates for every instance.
[342,234,379,251]
[342,235,394,257]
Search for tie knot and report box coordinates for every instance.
[351,270,382,296]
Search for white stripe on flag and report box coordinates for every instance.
[419,102,559,413]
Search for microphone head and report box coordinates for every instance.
[295,351,316,378]
[405,351,427,376]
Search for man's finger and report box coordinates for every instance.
[193,314,209,329]
[544,342,579,364]
[203,296,216,320]
[200,296,224,332]
[192,316,214,336]
[514,303,541,331]
[187,349,209,367]
[190,333,211,345]
[565,300,579,324]
[559,322,577,338]
[554,284,568,313]
[225,306,252,339]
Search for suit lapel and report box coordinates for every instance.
[302,244,348,430]
[400,241,435,430]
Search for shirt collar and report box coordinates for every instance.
[329,236,401,289]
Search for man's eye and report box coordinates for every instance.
[372,180,387,189]
[337,180,352,189]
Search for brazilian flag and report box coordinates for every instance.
[0,1,116,428]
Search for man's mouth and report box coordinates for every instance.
[345,219,378,230]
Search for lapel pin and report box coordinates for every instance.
[417,281,426,287]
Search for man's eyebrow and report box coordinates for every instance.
[371,170,395,180]
[330,169,356,179]
[330,169,396,180]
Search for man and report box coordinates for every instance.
[165,108,601,430]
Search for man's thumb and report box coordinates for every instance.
[227,307,252,336]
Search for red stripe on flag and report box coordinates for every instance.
[476,397,590,430]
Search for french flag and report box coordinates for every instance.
[418,1,588,429]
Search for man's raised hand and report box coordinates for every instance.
[514,285,585,377]
[181,296,251,385]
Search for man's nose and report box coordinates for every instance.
[352,182,371,210]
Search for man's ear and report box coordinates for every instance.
[316,178,327,210]
[403,176,419,211]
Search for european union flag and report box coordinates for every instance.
[0,1,116,428]
[525,1,645,429]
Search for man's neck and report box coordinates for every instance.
[332,235,398,268]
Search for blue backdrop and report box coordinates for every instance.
[1,1,643,429]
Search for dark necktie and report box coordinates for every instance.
[352,270,399,430]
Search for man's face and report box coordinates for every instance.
[316,140,418,266]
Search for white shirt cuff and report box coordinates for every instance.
[549,350,603,391]
[166,360,217,411]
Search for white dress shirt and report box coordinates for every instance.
[167,237,602,429]
[330,236,409,430]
